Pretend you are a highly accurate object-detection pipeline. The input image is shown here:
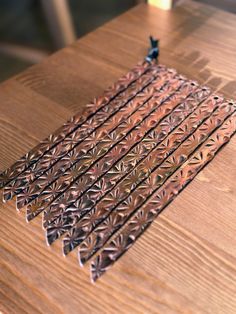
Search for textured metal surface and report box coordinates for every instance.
[3,65,166,203]
[46,84,213,248]
[90,109,236,282]
[25,74,186,219]
[1,61,235,283]
[43,79,200,241]
[14,70,181,209]
[63,96,231,255]
[0,61,151,189]
[78,100,234,265]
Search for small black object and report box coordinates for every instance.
[145,36,159,63]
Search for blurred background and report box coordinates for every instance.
[0,0,235,83]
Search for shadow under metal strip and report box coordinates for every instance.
[23,75,185,217]
[0,61,151,189]
[4,65,164,203]
[45,82,207,245]
[90,107,236,282]
[78,100,234,265]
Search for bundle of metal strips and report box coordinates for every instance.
[1,60,235,283]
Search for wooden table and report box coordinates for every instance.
[1,1,236,313]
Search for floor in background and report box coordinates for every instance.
[0,53,31,82]
[0,0,235,82]
[0,0,138,82]
[196,0,236,13]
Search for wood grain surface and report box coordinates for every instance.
[0,1,236,313]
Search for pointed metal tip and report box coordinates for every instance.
[78,250,85,267]
[46,230,53,246]
[42,220,48,230]
[26,211,33,222]
[62,241,70,256]
[16,197,24,211]
[2,192,9,204]
[41,217,46,230]
[25,214,30,223]
[90,262,97,284]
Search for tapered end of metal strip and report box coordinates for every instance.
[46,229,54,246]
[2,187,13,203]
[90,259,100,283]
[16,195,26,211]
[26,210,35,222]
[78,249,85,267]
[62,238,72,256]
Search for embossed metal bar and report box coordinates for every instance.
[43,87,210,233]
[4,65,165,203]
[78,100,235,264]
[63,97,230,255]
[0,61,152,189]
[11,70,167,204]
[26,76,186,221]
[90,108,236,282]
[22,75,185,215]
[43,83,207,233]
[44,83,209,243]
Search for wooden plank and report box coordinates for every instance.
[0,1,236,313]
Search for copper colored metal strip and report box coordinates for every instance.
[44,82,201,226]
[45,83,209,244]
[4,65,165,203]
[90,108,236,282]
[78,100,235,264]
[21,75,185,209]
[63,97,230,256]
[44,82,199,234]
[24,76,186,219]
[0,61,151,189]
[43,83,210,231]
[59,92,221,254]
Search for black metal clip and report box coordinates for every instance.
[145,36,159,63]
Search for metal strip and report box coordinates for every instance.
[78,100,235,264]
[24,75,187,219]
[90,108,236,282]
[0,61,151,189]
[43,83,207,233]
[3,65,166,203]
[41,82,200,228]
[63,96,229,255]
[45,84,211,245]
[2,59,235,283]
